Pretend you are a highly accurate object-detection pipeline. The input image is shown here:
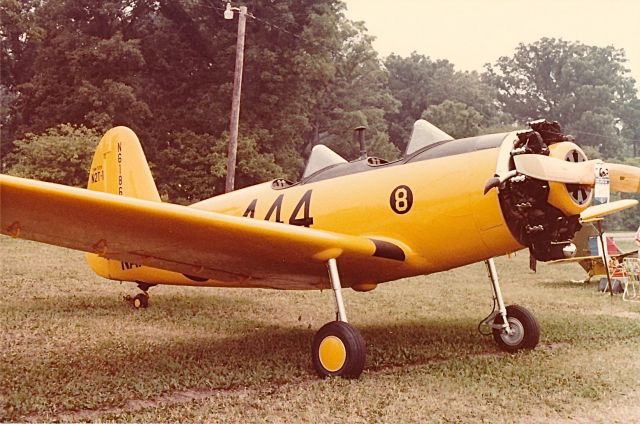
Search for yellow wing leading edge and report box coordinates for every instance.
[0,174,414,289]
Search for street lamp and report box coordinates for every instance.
[223,2,234,19]
[224,3,248,193]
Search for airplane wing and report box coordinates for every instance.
[0,175,407,289]
[549,251,636,265]
[548,255,601,265]
[579,199,638,222]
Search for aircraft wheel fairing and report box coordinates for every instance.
[312,321,365,378]
[132,293,149,309]
[492,305,539,352]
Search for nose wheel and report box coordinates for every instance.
[311,258,366,378]
[492,304,540,352]
[480,259,540,352]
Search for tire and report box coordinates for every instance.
[311,321,366,378]
[492,304,540,352]
[132,293,149,309]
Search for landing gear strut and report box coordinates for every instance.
[480,258,540,352]
[311,258,366,378]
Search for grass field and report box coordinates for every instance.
[2,237,640,423]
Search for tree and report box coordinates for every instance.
[484,37,639,156]
[4,1,438,201]
[5,1,366,192]
[0,0,44,158]
[385,52,500,150]
[154,129,283,204]
[572,111,622,157]
[0,0,42,90]
[5,124,100,187]
[422,100,483,139]
[618,99,640,158]
[307,19,399,160]
[10,0,153,142]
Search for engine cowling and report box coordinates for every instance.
[497,120,586,263]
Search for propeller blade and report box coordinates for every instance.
[513,155,598,185]
[483,170,517,194]
[608,163,640,192]
[514,154,640,193]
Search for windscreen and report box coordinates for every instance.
[405,119,453,156]
[302,144,348,178]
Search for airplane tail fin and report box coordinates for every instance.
[86,127,160,278]
[575,223,625,257]
[606,237,621,255]
[87,126,160,201]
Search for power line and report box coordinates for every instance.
[197,2,640,146]
[249,13,302,40]
[571,129,640,143]
[200,1,341,56]
[202,1,303,38]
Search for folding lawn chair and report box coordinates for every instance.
[622,258,640,302]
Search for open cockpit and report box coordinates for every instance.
[270,119,519,191]
[272,120,461,189]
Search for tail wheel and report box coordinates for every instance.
[132,293,149,309]
[312,321,365,378]
[492,304,540,352]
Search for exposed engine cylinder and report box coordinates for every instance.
[498,120,585,263]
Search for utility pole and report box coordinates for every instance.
[224,4,247,193]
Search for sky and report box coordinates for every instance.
[344,0,640,87]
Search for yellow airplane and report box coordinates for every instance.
[2,118,640,379]
[550,223,637,283]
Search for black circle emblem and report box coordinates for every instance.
[390,185,413,214]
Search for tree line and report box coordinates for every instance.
[2,0,639,228]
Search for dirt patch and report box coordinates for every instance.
[29,387,256,423]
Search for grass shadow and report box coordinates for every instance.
[5,298,640,420]
[536,279,600,290]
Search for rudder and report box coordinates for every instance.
[87,126,160,201]
[86,126,159,279]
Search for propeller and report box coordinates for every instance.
[513,155,640,193]
[609,163,640,192]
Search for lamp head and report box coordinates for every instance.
[224,3,234,19]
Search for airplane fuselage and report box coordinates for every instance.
[89,132,527,290]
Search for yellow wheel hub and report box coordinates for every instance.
[133,298,141,308]
[318,335,346,372]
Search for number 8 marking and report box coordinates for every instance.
[390,185,413,214]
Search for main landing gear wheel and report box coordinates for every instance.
[312,321,366,379]
[132,293,149,309]
[492,304,540,353]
